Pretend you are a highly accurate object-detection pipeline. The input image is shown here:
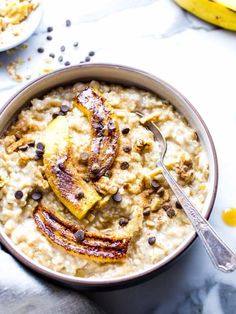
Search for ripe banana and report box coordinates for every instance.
[174,0,236,31]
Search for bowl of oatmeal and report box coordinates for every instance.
[0,64,218,289]
[0,0,42,52]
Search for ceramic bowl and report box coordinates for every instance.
[0,64,218,290]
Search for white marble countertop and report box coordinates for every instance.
[1,0,236,313]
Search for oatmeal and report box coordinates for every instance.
[0,81,209,279]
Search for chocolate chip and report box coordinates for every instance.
[28,141,35,147]
[34,154,42,161]
[18,145,28,151]
[64,61,71,66]
[49,53,55,58]
[15,190,23,199]
[83,176,90,183]
[112,193,122,203]
[79,152,89,165]
[66,19,71,27]
[162,204,171,211]
[119,217,128,227]
[148,236,156,246]
[58,111,65,116]
[58,162,65,171]
[73,41,79,47]
[91,163,100,175]
[157,187,165,197]
[104,170,112,178]
[143,208,151,217]
[36,142,44,152]
[151,180,160,191]
[47,26,53,32]
[74,230,85,242]
[76,190,84,200]
[88,51,95,57]
[60,104,70,113]
[46,35,52,41]
[52,112,59,119]
[31,190,43,201]
[85,56,90,62]
[37,47,44,53]
[122,127,130,135]
[58,56,63,62]
[166,208,176,218]
[80,61,85,64]
[175,201,182,209]
[123,145,132,153]
[120,161,129,170]
[60,45,65,52]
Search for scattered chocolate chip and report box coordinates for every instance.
[85,56,91,62]
[119,217,128,227]
[46,35,52,41]
[73,41,79,47]
[79,152,89,165]
[74,230,85,242]
[37,47,44,53]
[49,53,55,58]
[64,61,71,66]
[112,193,122,203]
[76,190,85,200]
[66,19,71,27]
[122,127,130,135]
[15,190,23,199]
[88,51,95,56]
[58,55,63,62]
[157,187,165,197]
[104,170,112,178]
[47,26,53,32]
[175,201,182,209]
[151,180,160,191]
[143,208,151,217]
[36,142,44,154]
[28,141,35,147]
[120,161,129,170]
[60,104,70,113]
[148,236,156,246]
[18,145,28,151]
[52,112,59,119]
[34,154,42,161]
[162,204,171,211]
[91,163,100,175]
[58,111,65,116]
[60,45,65,52]
[31,190,43,201]
[166,208,176,218]
[123,145,132,153]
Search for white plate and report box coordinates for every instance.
[0,1,43,52]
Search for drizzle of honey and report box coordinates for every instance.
[222,208,236,227]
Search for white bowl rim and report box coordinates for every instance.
[0,63,218,288]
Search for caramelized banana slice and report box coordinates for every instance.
[74,87,119,180]
[34,205,130,262]
[43,116,101,219]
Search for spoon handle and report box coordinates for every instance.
[158,161,236,273]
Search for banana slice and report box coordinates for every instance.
[34,205,130,262]
[43,116,102,220]
[175,0,236,31]
[74,87,119,180]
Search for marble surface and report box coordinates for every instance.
[1,0,236,313]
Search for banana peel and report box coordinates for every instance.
[175,0,236,31]
[34,205,130,262]
[43,116,101,220]
[74,87,119,180]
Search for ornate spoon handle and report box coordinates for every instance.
[158,161,236,273]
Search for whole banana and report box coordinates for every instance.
[174,0,236,31]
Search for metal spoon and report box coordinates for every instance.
[136,112,236,273]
